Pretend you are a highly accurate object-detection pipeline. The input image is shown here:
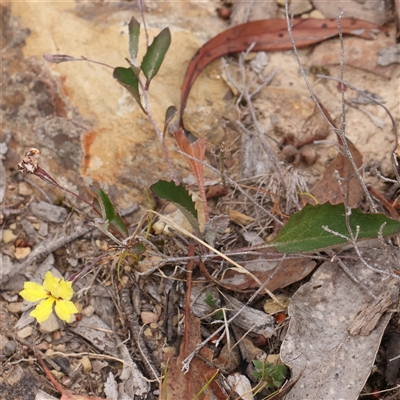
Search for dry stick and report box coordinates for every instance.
[138,0,149,50]
[1,204,139,285]
[147,209,278,297]
[181,254,287,372]
[14,335,61,372]
[139,80,179,184]
[120,287,160,381]
[284,2,377,212]
[183,243,195,362]
[0,224,94,285]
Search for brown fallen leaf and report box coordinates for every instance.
[160,312,222,400]
[174,128,209,221]
[179,18,383,127]
[220,249,316,292]
[308,101,364,207]
[161,245,222,399]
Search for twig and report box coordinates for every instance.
[284,2,377,211]
[1,224,95,285]
[120,286,160,381]
[181,254,287,372]
[316,74,400,184]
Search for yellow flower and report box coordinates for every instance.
[19,271,78,323]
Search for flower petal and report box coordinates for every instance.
[55,299,78,323]
[19,282,49,302]
[30,298,55,323]
[43,271,60,293]
[54,279,74,301]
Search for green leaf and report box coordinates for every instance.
[252,360,263,370]
[141,27,171,82]
[151,180,199,234]
[92,188,128,238]
[113,67,141,106]
[130,243,146,255]
[128,17,140,62]
[272,203,400,253]
[111,213,129,238]
[205,292,218,308]
[97,189,116,222]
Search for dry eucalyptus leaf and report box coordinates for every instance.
[70,315,120,358]
[280,249,399,400]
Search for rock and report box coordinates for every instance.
[291,0,313,15]
[377,44,400,66]
[141,311,159,324]
[18,181,33,196]
[311,0,390,25]
[17,326,33,338]
[2,229,16,244]
[143,328,153,337]
[230,1,277,25]
[30,201,68,223]
[267,353,283,366]
[7,302,23,314]
[2,341,17,356]
[309,9,325,18]
[263,295,290,314]
[7,1,229,208]
[82,305,95,317]
[14,247,31,260]
[39,313,60,333]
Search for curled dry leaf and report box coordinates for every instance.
[179,18,383,127]
[174,128,209,221]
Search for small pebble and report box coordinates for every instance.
[18,182,33,196]
[82,305,95,318]
[141,311,159,324]
[7,302,23,314]
[39,313,60,333]
[35,341,49,351]
[17,326,33,339]
[310,9,325,18]
[53,344,66,352]
[14,247,30,260]
[53,331,62,341]
[2,229,16,244]
[2,341,17,356]
[144,328,153,337]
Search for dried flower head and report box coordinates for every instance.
[18,148,41,174]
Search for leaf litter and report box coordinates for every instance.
[1,0,400,399]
